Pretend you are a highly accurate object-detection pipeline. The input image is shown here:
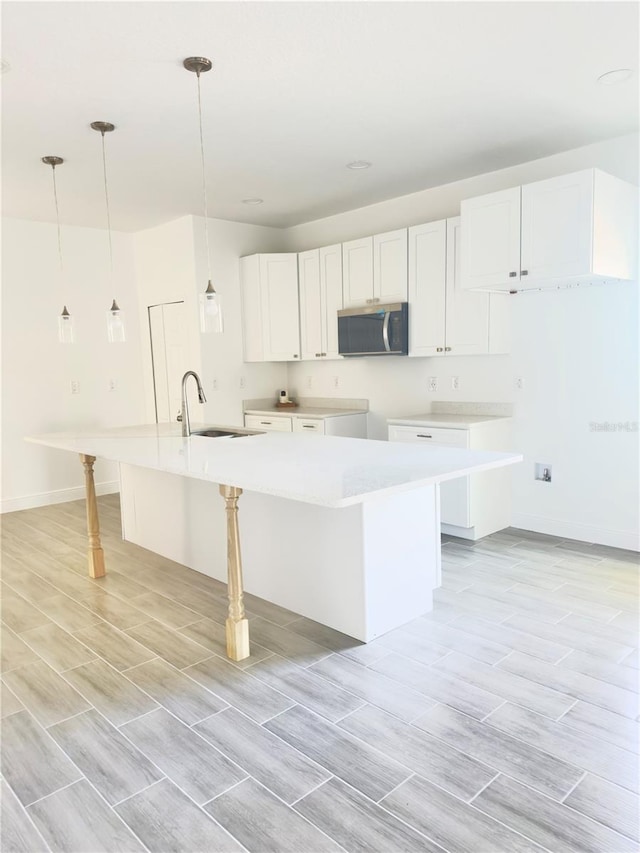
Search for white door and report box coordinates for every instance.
[320,244,343,359]
[342,237,373,307]
[149,301,188,423]
[373,228,408,303]
[259,254,300,362]
[520,170,594,284]
[408,220,447,357]
[298,250,323,361]
[444,217,489,355]
[460,187,521,291]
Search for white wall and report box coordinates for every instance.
[1,217,145,511]
[133,214,287,428]
[283,133,640,550]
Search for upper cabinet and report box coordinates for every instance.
[240,253,300,362]
[299,244,343,360]
[343,229,408,307]
[460,169,637,292]
[409,217,509,357]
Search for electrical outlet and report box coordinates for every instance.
[333,375,339,389]
[428,377,438,392]
[70,380,80,395]
[212,378,218,391]
[108,378,116,392]
[306,375,313,389]
[239,376,246,389]
[451,376,460,391]
[515,376,525,390]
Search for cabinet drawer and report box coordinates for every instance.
[292,418,325,434]
[244,415,292,432]
[387,425,469,448]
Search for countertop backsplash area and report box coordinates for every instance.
[243,396,369,413]
[430,401,513,417]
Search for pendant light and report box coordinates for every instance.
[91,120,126,343]
[42,155,74,343]
[184,56,223,334]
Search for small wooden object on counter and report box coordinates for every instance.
[276,401,298,409]
[79,454,106,579]
[220,484,250,661]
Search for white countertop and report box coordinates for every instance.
[388,413,512,429]
[27,424,522,509]
[244,407,368,419]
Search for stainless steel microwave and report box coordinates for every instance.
[337,303,408,357]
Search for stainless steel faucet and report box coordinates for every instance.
[179,370,207,437]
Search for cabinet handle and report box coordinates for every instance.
[260,421,272,425]
[436,347,444,352]
[521,270,529,276]
[293,354,299,358]
[315,353,322,358]
[417,434,432,439]
[509,271,517,278]
[302,425,316,429]
[445,347,452,352]
[322,352,327,356]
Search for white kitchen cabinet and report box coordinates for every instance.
[387,417,512,539]
[408,218,509,357]
[343,230,408,307]
[342,237,373,308]
[240,253,300,362]
[245,411,368,438]
[373,229,408,303]
[460,169,637,292]
[298,244,343,361]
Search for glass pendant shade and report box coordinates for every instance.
[106,299,126,343]
[199,281,223,334]
[58,305,75,344]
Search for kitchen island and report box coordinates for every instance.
[28,424,521,659]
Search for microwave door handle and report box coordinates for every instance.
[382,311,391,352]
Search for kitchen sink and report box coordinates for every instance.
[191,428,255,438]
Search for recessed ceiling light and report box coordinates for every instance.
[597,68,634,86]
[346,160,372,170]
[242,198,264,205]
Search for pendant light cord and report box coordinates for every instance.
[51,166,65,278]
[99,131,114,285]
[196,71,213,284]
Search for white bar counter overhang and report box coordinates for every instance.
[27,425,522,651]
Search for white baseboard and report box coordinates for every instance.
[1,482,119,515]
[511,512,640,553]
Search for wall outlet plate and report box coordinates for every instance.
[451,376,460,391]
[428,377,438,392]
[515,376,525,390]
[71,380,80,395]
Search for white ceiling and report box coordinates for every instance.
[2,1,638,232]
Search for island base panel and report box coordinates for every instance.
[119,464,441,643]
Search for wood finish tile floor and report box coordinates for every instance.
[1,495,639,853]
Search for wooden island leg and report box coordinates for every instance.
[220,484,250,661]
[80,454,106,579]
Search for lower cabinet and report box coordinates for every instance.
[245,412,368,437]
[387,419,512,539]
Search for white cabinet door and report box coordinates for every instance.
[460,187,521,291]
[342,237,373,307]
[520,170,593,282]
[320,244,343,359]
[298,250,323,361]
[244,415,292,432]
[408,220,447,357]
[149,301,189,423]
[259,254,300,362]
[444,217,489,355]
[373,229,408,303]
[387,425,470,527]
